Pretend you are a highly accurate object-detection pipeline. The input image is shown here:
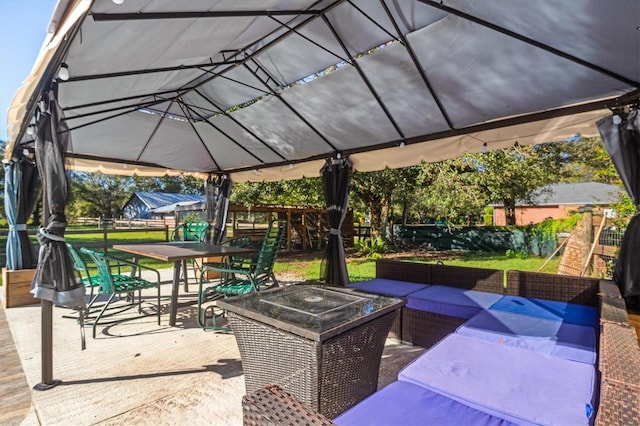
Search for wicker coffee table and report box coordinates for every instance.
[218,285,404,419]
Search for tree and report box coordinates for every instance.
[231,178,324,207]
[132,175,203,194]
[351,166,423,239]
[417,159,487,225]
[469,143,570,225]
[69,172,133,218]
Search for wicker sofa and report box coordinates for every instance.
[242,259,640,425]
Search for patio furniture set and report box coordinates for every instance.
[241,259,640,425]
[66,220,286,335]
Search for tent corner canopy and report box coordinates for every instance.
[5,0,91,161]
[6,0,640,181]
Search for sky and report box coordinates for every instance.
[0,0,58,142]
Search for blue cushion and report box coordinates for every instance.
[399,334,596,426]
[406,285,503,319]
[457,309,596,364]
[348,278,429,297]
[490,295,598,327]
[334,380,514,426]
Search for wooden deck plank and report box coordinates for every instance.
[0,304,31,425]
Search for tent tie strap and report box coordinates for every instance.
[330,228,341,236]
[38,228,66,242]
[9,224,27,231]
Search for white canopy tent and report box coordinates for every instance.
[6,0,639,181]
[5,0,640,392]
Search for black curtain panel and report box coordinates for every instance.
[320,156,352,286]
[31,87,86,309]
[211,175,232,245]
[598,109,640,298]
[17,152,40,268]
[3,152,40,270]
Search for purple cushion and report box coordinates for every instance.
[457,310,596,364]
[399,334,596,425]
[490,295,598,327]
[406,285,503,319]
[334,380,514,426]
[348,279,429,297]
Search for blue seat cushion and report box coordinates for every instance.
[334,380,514,426]
[399,334,596,426]
[406,285,503,319]
[457,309,596,364]
[348,278,429,297]
[490,295,598,327]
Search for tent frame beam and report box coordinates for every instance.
[65,59,242,82]
[243,60,339,151]
[90,10,324,22]
[322,14,407,142]
[59,90,640,176]
[418,0,640,87]
[379,0,454,129]
[192,89,289,161]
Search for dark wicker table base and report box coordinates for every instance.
[229,310,397,419]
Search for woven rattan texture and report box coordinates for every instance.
[318,311,396,418]
[595,381,640,426]
[505,270,599,306]
[599,323,640,389]
[431,264,504,293]
[230,310,396,419]
[401,308,466,348]
[376,259,432,284]
[242,384,335,426]
[599,280,623,299]
[229,313,320,410]
[600,296,631,326]
[389,311,401,340]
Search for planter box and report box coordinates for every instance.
[2,268,37,308]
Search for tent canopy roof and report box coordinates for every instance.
[6,0,640,182]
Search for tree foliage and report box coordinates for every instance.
[468,143,570,225]
[69,172,133,218]
[417,158,486,226]
[132,175,203,194]
[350,166,423,239]
[231,178,324,207]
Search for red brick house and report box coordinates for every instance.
[492,182,622,226]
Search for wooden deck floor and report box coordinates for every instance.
[0,305,31,425]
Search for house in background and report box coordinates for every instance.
[122,192,206,219]
[492,182,622,226]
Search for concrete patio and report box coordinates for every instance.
[1,270,425,425]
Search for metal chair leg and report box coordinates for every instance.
[92,293,118,338]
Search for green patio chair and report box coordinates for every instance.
[80,247,162,338]
[197,220,286,330]
[170,221,209,243]
[66,243,102,318]
[196,236,251,329]
[170,221,210,290]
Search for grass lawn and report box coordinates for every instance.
[273,249,563,283]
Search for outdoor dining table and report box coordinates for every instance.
[112,242,256,326]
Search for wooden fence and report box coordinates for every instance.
[0,226,170,264]
[75,217,169,229]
